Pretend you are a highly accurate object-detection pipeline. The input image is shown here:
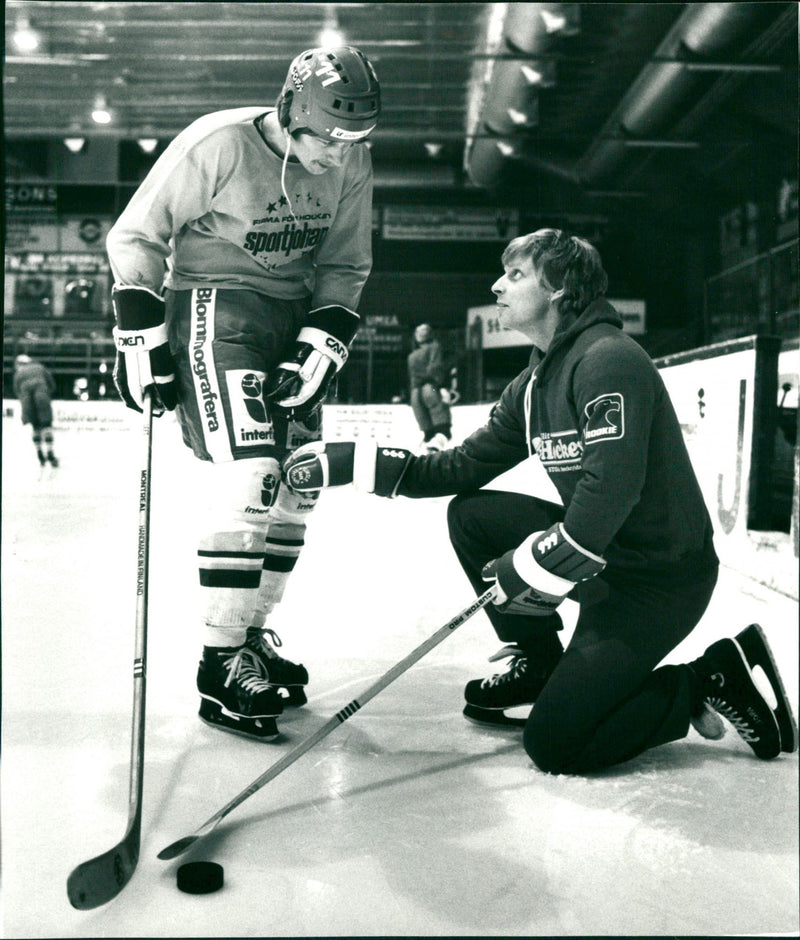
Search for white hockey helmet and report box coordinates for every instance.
[278,46,380,142]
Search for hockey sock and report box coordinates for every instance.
[198,527,268,628]
[194,456,280,630]
[33,431,46,465]
[203,625,248,649]
[252,479,317,620]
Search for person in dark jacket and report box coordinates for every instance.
[408,322,452,451]
[283,228,797,774]
[13,354,59,469]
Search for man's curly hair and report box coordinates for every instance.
[502,228,608,318]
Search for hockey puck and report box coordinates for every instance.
[176,861,224,894]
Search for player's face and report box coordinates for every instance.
[491,254,556,342]
[291,131,355,174]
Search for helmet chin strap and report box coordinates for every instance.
[280,131,299,225]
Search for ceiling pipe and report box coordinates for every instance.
[466,1,768,190]
[465,3,563,187]
[575,2,766,183]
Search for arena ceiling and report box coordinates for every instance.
[4,2,798,213]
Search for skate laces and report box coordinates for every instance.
[221,647,272,694]
[246,628,283,660]
[482,645,528,689]
[706,695,760,742]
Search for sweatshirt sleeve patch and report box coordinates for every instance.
[583,392,625,445]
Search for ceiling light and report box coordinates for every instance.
[507,108,529,126]
[64,138,86,154]
[318,8,344,48]
[540,10,566,33]
[91,95,112,125]
[318,26,345,47]
[521,60,557,88]
[13,15,41,53]
[540,6,580,36]
[137,138,159,154]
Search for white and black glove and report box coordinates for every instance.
[266,305,359,419]
[282,440,413,498]
[483,522,606,616]
[112,285,178,413]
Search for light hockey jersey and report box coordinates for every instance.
[106,107,374,310]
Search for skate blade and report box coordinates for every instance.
[198,701,281,741]
[735,623,798,753]
[462,703,528,728]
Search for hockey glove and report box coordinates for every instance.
[283,439,414,498]
[265,305,360,420]
[112,285,178,413]
[483,522,606,616]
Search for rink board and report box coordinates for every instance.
[4,332,797,596]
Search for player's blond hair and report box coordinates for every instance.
[502,228,608,318]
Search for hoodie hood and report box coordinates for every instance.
[530,298,623,384]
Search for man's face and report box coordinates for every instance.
[291,131,356,174]
[414,324,432,344]
[491,253,553,337]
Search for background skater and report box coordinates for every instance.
[408,322,453,452]
[13,353,59,472]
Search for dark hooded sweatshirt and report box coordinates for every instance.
[397,299,717,574]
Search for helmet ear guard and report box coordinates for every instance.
[277,90,293,130]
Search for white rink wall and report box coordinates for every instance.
[4,362,797,601]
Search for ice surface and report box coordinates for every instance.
[2,412,798,938]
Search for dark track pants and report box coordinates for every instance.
[447,490,718,774]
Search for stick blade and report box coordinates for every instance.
[157,835,199,861]
[67,840,139,910]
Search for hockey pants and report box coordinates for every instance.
[165,286,320,632]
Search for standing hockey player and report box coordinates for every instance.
[408,323,453,452]
[283,228,798,773]
[105,46,380,741]
[13,354,59,470]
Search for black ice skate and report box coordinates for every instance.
[463,645,558,728]
[246,628,309,707]
[691,623,798,759]
[197,645,284,741]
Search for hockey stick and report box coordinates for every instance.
[67,392,154,909]
[157,584,498,861]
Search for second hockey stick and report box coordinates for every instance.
[157,584,498,861]
[67,392,154,909]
